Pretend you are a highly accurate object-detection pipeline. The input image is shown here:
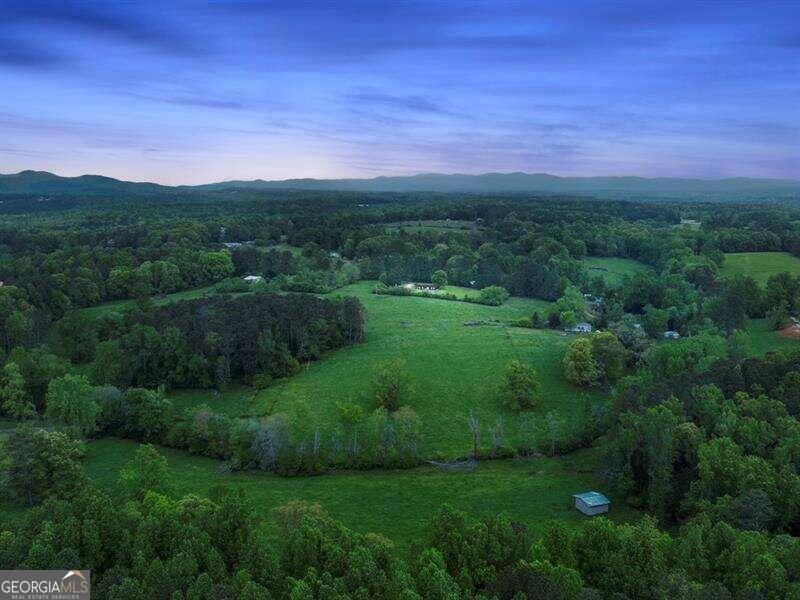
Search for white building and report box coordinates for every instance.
[243,275,264,284]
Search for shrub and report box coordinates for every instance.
[373,359,411,411]
[500,360,540,411]
[477,286,510,306]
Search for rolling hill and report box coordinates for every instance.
[2,169,798,201]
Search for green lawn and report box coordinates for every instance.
[84,438,637,550]
[582,257,651,287]
[246,281,601,457]
[720,252,800,286]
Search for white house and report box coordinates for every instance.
[243,275,263,284]
[664,330,680,339]
[567,322,593,334]
[573,491,610,516]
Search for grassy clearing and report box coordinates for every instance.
[435,285,482,299]
[582,257,651,287]
[168,384,257,418]
[741,318,799,356]
[248,281,601,457]
[83,438,637,549]
[720,252,800,286]
[80,284,219,318]
[264,243,304,256]
[384,219,480,234]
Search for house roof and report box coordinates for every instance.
[572,491,610,506]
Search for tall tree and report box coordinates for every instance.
[0,361,34,420]
[500,359,540,411]
[45,374,99,437]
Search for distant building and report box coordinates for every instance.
[573,491,610,516]
[567,322,593,334]
[664,330,681,339]
[243,275,263,284]
[329,251,340,258]
[404,282,438,292]
[223,240,254,249]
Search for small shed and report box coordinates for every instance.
[567,322,593,334]
[243,275,264,284]
[572,491,610,516]
[664,330,680,339]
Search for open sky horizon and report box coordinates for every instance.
[1,0,798,185]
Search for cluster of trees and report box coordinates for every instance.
[0,218,242,331]
[563,332,628,388]
[54,292,366,390]
[607,340,800,533]
[2,440,799,599]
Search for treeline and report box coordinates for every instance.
[6,189,800,354]
[59,292,366,390]
[2,443,799,599]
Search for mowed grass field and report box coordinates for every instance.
[720,252,800,286]
[84,438,638,550]
[239,281,603,457]
[581,257,651,287]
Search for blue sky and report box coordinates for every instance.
[0,0,797,184]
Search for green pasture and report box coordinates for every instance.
[246,281,601,457]
[83,438,637,550]
[720,252,800,286]
[581,257,651,287]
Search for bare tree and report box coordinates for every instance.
[490,416,505,456]
[545,411,564,457]
[251,414,289,471]
[468,410,480,459]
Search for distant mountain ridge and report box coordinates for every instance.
[0,170,170,195]
[195,172,800,195]
[1,169,798,199]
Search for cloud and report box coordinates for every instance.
[344,91,452,115]
[0,37,66,68]
[0,1,208,61]
[122,91,247,111]
[0,0,797,181]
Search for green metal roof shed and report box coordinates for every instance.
[572,491,610,516]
